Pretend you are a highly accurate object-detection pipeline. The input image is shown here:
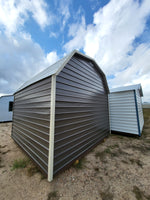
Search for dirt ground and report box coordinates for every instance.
[0,109,150,200]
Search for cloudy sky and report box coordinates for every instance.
[0,0,150,102]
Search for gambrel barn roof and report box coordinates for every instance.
[16,50,109,93]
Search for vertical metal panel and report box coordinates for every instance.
[136,90,144,133]
[54,54,109,175]
[109,91,139,135]
[12,77,51,175]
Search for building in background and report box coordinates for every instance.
[109,84,144,136]
[0,95,14,122]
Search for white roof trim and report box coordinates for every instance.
[15,50,106,93]
[0,95,13,99]
[110,84,143,96]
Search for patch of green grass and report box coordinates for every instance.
[133,186,144,200]
[11,158,29,170]
[95,147,117,161]
[95,151,106,161]
[73,158,86,169]
[104,148,111,154]
[95,148,112,162]
[47,191,59,200]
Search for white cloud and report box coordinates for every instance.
[0,0,59,95]
[64,0,150,101]
[61,5,70,30]
[55,0,71,31]
[49,32,58,38]
[109,44,150,102]
[29,0,51,30]
[64,16,86,52]
[46,51,59,65]
[0,0,50,34]
[0,33,59,94]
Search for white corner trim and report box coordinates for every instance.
[55,50,75,76]
[48,75,56,182]
[108,94,111,134]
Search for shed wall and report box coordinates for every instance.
[136,90,144,133]
[109,91,139,135]
[54,54,109,174]
[12,77,51,175]
[0,96,14,122]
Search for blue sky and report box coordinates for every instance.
[0,0,150,102]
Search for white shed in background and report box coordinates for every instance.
[0,95,14,122]
[109,84,144,136]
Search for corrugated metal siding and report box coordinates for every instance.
[136,90,144,133]
[109,91,139,135]
[54,54,109,175]
[12,77,51,175]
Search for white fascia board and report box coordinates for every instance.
[108,94,111,133]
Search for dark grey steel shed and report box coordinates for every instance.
[11,50,110,181]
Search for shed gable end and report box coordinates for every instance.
[54,54,109,174]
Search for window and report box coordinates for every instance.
[9,101,13,112]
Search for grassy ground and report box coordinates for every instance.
[0,109,150,200]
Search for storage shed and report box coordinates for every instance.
[0,95,14,122]
[11,50,110,181]
[109,84,144,136]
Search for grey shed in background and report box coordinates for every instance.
[0,95,14,122]
[11,50,110,181]
[109,84,144,136]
